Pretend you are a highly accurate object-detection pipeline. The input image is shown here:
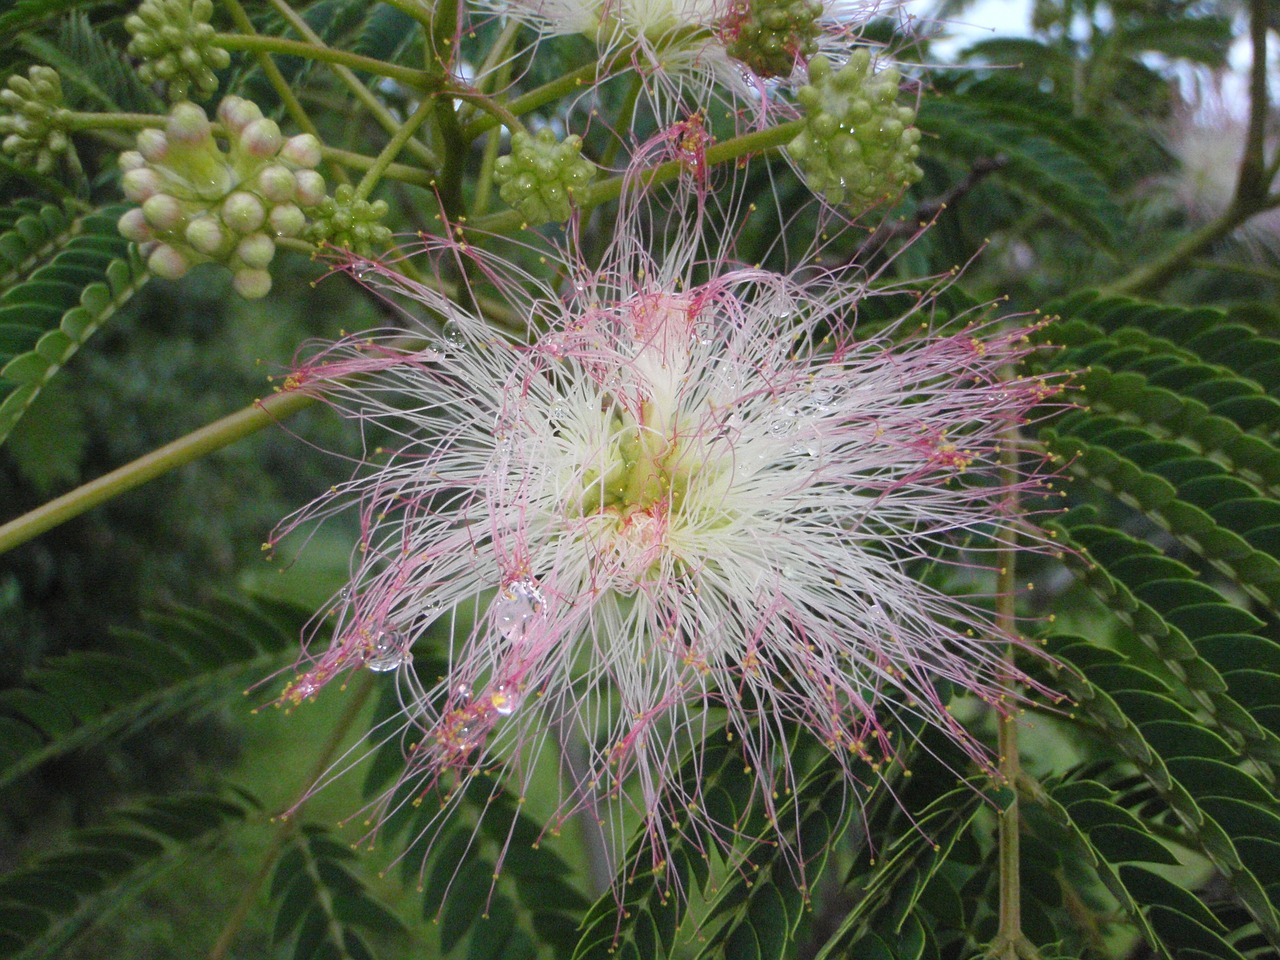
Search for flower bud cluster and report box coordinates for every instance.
[305,183,392,256]
[723,0,824,79]
[493,128,596,226]
[786,53,922,212]
[125,0,231,102]
[116,97,324,298]
[0,67,70,175]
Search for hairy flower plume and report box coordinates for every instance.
[272,135,1061,886]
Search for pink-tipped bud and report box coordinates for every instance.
[256,164,296,203]
[185,216,226,255]
[293,170,326,207]
[142,193,184,231]
[217,96,262,133]
[280,134,321,169]
[167,102,212,145]
[233,268,272,299]
[117,208,153,243]
[240,118,283,158]
[118,150,146,172]
[122,167,162,202]
[237,232,276,269]
[269,204,306,237]
[147,243,190,280]
[222,191,266,233]
[136,128,169,162]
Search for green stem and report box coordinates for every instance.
[461,61,604,141]
[354,96,436,200]
[63,111,164,132]
[987,407,1040,960]
[1102,204,1253,297]
[1237,0,1271,205]
[263,0,441,170]
[470,119,804,234]
[206,672,377,960]
[376,0,434,29]
[215,33,432,88]
[0,388,316,557]
[446,85,527,135]
[320,145,437,187]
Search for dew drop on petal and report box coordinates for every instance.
[453,682,473,704]
[490,681,519,716]
[365,630,408,672]
[493,578,545,642]
[439,319,464,351]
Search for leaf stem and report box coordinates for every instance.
[987,406,1040,960]
[215,33,433,88]
[0,388,316,557]
[354,96,436,200]
[262,0,441,170]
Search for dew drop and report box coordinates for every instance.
[438,319,464,351]
[453,682,473,704]
[365,630,408,672]
[490,682,519,716]
[767,292,795,320]
[493,578,545,641]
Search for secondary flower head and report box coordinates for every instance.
[481,0,882,125]
[274,132,1059,884]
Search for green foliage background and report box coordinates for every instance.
[1,0,1279,958]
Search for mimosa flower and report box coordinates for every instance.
[272,133,1060,887]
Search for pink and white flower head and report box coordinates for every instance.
[273,132,1060,888]
[480,0,884,126]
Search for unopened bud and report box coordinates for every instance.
[119,150,146,172]
[233,268,272,299]
[280,134,322,169]
[240,117,283,158]
[269,203,306,237]
[122,167,163,202]
[148,243,191,280]
[185,216,227,255]
[118,208,154,243]
[167,102,212,144]
[222,191,266,233]
[294,170,326,207]
[142,193,185,231]
[256,164,297,203]
[218,96,262,132]
[237,232,276,269]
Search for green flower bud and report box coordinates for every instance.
[148,243,190,279]
[119,96,325,296]
[118,208,154,243]
[185,216,227,255]
[0,66,71,174]
[494,128,597,226]
[785,53,922,213]
[280,134,322,169]
[293,169,326,207]
[240,117,283,158]
[723,0,824,79]
[237,232,275,268]
[304,182,393,255]
[222,191,266,233]
[142,192,185,230]
[232,268,272,299]
[269,203,306,238]
[126,0,231,102]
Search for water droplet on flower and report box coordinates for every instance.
[438,319,463,351]
[365,630,408,672]
[490,681,519,716]
[768,405,798,436]
[493,578,545,641]
[767,292,795,319]
[549,401,571,424]
[454,682,473,704]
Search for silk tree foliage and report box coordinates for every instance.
[0,1,1278,960]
